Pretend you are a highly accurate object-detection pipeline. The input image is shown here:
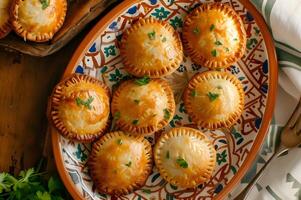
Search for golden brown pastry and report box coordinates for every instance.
[182,3,246,69]
[111,77,175,134]
[88,131,153,195]
[49,74,110,142]
[154,127,216,188]
[120,17,183,77]
[183,71,244,129]
[10,0,67,42]
[0,0,11,39]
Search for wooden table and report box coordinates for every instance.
[0,35,84,174]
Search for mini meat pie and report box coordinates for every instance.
[111,77,175,135]
[0,0,11,38]
[49,74,110,142]
[120,17,183,77]
[88,131,153,195]
[10,0,67,42]
[154,127,216,188]
[182,3,246,69]
[183,71,244,129]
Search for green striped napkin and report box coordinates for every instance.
[230,0,301,199]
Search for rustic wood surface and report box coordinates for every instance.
[0,0,120,175]
[0,33,84,175]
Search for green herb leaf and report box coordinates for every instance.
[132,119,139,125]
[162,37,167,42]
[191,89,197,97]
[148,31,156,40]
[225,47,230,52]
[36,191,52,200]
[210,24,215,31]
[116,139,123,145]
[163,109,171,120]
[214,41,222,46]
[211,49,218,57]
[114,111,121,120]
[176,158,188,168]
[193,27,200,35]
[48,176,62,194]
[142,189,151,194]
[233,38,238,41]
[39,0,49,10]
[125,161,132,167]
[134,99,140,104]
[135,76,150,86]
[217,86,222,89]
[166,151,170,159]
[75,96,94,109]
[207,92,219,101]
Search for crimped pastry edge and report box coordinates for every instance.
[10,0,67,42]
[183,71,245,129]
[88,131,153,195]
[49,73,111,142]
[111,78,176,134]
[120,17,183,77]
[182,3,247,69]
[154,127,216,188]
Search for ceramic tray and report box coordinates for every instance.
[51,0,278,199]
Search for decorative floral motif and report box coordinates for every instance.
[104,45,116,57]
[151,7,170,19]
[217,150,227,165]
[108,69,123,82]
[170,16,183,29]
[73,144,88,162]
[58,0,270,199]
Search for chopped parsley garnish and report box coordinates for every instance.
[207,92,219,101]
[176,158,188,168]
[210,24,215,31]
[114,111,121,120]
[75,96,94,109]
[163,109,171,120]
[39,0,49,9]
[191,89,197,97]
[166,151,170,159]
[211,49,218,57]
[148,31,156,40]
[162,37,167,42]
[215,41,222,46]
[125,161,132,167]
[225,47,230,52]
[233,38,238,41]
[142,189,152,194]
[217,86,222,89]
[132,119,139,125]
[117,139,123,145]
[134,99,140,104]
[193,27,200,35]
[135,76,150,86]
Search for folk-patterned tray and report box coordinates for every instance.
[51,0,277,199]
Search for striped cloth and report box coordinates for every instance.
[230,0,301,199]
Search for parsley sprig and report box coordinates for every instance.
[39,0,49,10]
[176,158,188,168]
[75,96,94,109]
[0,168,70,200]
[207,92,219,101]
[148,31,156,40]
[135,76,150,86]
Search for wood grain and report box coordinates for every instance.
[0,34,83,175]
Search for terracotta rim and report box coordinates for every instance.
[51,0,278,199]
